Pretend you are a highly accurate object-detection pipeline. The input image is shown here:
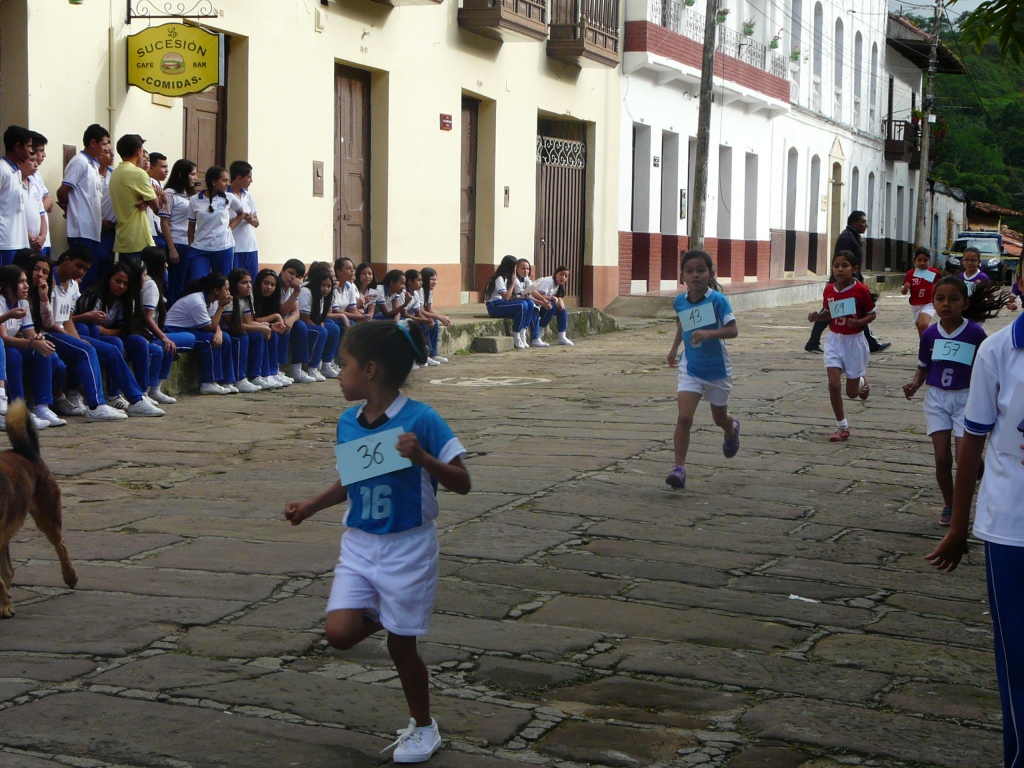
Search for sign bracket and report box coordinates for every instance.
[127,0,220,24]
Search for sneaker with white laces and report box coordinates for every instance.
[278,371,295,384]
[305,367,326,382]
[223,384,240,394]
[234,379,262,393]
[29,413,50,431]
[127,398,165,417]
[199,382,230,395]
[85,403,129,421]
[108,394,130,411]
[530,338,550,348]
[433,355,448,363]
[385,718,442,764]
[33,406,66,427]
[147,387,177,404]
[557,333,574,346]
[513,332,527,350]
[65,391,86,412]
[321,362,340,377]
[53,395,87,417]
[272,374,292,387]
[426,357,442,366]
[252,376,274,389]
[292,369,316,384]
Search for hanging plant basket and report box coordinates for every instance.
[770,38,780,49]
[790,48,801,63]
[743,25,755,35]
[716,8,730,23]
[684,0,696,6]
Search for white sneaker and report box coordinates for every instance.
[65,391,86,412]
[147,387,177,404]
[292,369,316,384]
[557,334,574,346]
[108,394,130,411]
[199,382,230,395]
[33,406,67,427]
[85,403,128,421]
[432,356,448,363]
[530,338,550,347]
[411,362,421,370]
[235,379,261,393]
[127,398,165,417]
[387,718,442,764]
[53,395,87,417]
[321,362,340,377]
[272,374,292,387]
[513,332,527,350]
[305,367,326,382]
[29,413,50,431]
[252,376,274,389]
[0,393,8,416]
[224,384,240,394]
[426,357,441,366]
[278,371,295,384]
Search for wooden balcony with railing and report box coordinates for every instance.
[547,0,620,67]
[458,0,548,42]
[883,118,917,163]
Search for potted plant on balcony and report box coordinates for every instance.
[743,18,755,35]
[716,7,730,23]
[790,45,801,63]
[770,29,783,48]
[684,0,696,6]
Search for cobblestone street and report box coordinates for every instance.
[0,290,1004,768]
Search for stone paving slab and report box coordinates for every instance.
[0,296,1008,767]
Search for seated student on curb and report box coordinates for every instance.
[353,262,380,318]
[404,269,439,367]
[297,263,340,381]
[378,269,411,320]
[333,257,368,327]
[0,265,64,430]
[278,258,318,384]
[252,268,291,388]
[223,268,272,393]
[531,265,574,347]
[139,247,192,404]
[418,267,450,364]
[165,272,236,395]
[47,247,160,420]
[484,255,535,350]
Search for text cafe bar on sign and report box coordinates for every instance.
[127,24,224,97]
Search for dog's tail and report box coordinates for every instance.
[6,400,39,462]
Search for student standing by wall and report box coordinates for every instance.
[229,161,260,276]
[57,125,109,272]
[0,126,32,266]
[109,134,158,265]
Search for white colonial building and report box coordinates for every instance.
[618,0,965,292]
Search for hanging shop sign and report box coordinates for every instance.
[127,24,223,97]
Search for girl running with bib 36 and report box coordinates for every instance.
[665,249,740,490]
[284,320,470,763]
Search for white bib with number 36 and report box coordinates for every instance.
[932,340,976,366]
[335,426,412,485]
[829,297,856,319]
[677,302,716,333]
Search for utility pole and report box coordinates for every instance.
[689,0,720,251]
[913,0,941,251]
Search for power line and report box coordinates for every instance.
[940,5,991,120]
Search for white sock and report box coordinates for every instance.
[859,377,865,391]
[836,419,849,428]
[558,332,568,340]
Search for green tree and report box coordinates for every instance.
[954,0,1024,62]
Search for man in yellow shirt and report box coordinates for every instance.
[109,134,157,265]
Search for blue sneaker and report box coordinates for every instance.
[665,465,686,489]
[723,419,740,458]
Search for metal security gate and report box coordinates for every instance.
[535,133,586,300]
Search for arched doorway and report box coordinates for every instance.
[830,161,843,254]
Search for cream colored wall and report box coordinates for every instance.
[21,0,619,299]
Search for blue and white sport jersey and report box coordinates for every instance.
[338,395,465,536]
[673,288,735,381]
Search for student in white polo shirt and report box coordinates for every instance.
[928,310,1024,765]
[228,161,259,276]
[57,124,109,269]
[28,132,53,257]
[18,152,46,256]
[0,126,32,266]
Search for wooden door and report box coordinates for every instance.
[535,121,586,300]
[460,97,479,292]
[335,66,371,264]
[183,85,226,185]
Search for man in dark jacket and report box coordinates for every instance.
[805,210,891,353]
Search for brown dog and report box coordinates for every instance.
[0,400,77,617]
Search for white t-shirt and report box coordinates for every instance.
[0,158,28,250]
[231,188,258,252]
[141,276,161,312]
[963,315,1024,547]
[487,276,512,304]
[103,298,123,329]
[167,190,191,244]
[29,173,50,248]
[533,276,562,297]
[187,191,243,251]
[379,290,404,314]
[332,282,358,312]
[62,152,103,241]
[406,290,423,313]
[515,276,533,297]
[222,295,254,319]
[100,171,116,225]
[165,292,213,329]
[51,279,81,325]
[21,176,45,241]
[150,178,166,238]
[0,296,32,336]
[280,284,297,308]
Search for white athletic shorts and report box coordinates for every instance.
[677,370,732,406]
[823,331,869,379]
[923,386,969,437]
[327,522,439,636]
[912,303,935,324]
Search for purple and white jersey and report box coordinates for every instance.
[918,319,987,390]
